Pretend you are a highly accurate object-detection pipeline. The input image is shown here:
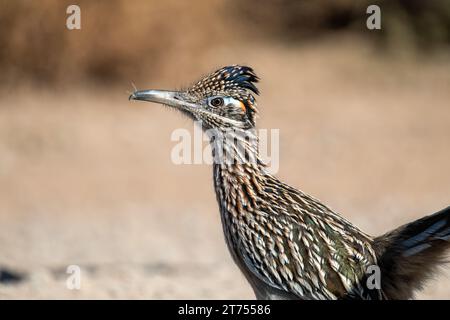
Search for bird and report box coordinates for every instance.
[129,65,450,300]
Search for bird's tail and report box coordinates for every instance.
[374,206,450,299]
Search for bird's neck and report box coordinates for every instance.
[208,127,265,175]
[210,127,267,214]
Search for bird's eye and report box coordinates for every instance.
[209,97,224,107]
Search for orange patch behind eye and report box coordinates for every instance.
[238,101,246,112]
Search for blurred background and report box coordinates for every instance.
[0,0,449,299]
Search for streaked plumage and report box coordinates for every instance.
[129,65,450,300]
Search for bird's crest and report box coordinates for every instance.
[189,65,259,96]
[188,65,260,124]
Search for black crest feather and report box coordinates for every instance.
[220,65,260,95]
[189,65,260,97]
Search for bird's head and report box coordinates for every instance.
[129,65,259,130]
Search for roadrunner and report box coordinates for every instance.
[129,65,450,300]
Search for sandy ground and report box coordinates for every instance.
[0,40,449,299]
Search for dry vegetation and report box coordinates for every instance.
[1,0,448,86]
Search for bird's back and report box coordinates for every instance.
[214,162,385,299]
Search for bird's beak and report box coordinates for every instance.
[129,89,193,110]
